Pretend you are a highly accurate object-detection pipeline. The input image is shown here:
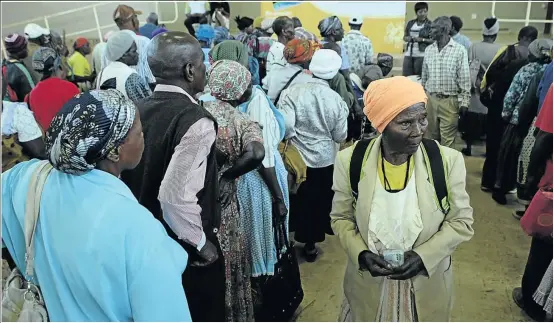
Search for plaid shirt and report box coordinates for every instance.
[294,27,319,42]
[422,38,471,107]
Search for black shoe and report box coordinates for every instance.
[303,244,318,263]
[492,191,507,205]
[512,209,525,220]
[461,148,472,156]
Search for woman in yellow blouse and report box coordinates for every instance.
[331,76,474,321]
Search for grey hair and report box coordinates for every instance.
[147,12,159,25]
[434,16,452,34]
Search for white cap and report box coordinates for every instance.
[349,17,363,26]
[24,23,50,39]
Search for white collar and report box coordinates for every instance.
[348,30,363,35]
[154,84,198,104]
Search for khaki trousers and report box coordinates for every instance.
[424,94,459,148]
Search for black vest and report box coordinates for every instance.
[122,90,221,249]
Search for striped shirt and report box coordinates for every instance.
[156,84,214,251]
[422,38,471,107]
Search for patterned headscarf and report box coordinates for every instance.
[214,27,232,45]
[209,40,249,68]
[45,89,137,175]
[208,60,252,101]
[4,34,27,56]
[318,16,342,37]
[528,39,553,62]
[283,39,319,64]
[32,47,61,77]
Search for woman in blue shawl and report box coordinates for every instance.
[211,46,289,278]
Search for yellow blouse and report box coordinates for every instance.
[377,151,415,191]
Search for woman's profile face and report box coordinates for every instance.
[120,42,139,66]
[382,103,428,155]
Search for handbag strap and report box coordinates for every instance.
[274,70,303,104]
[24,161,53,280]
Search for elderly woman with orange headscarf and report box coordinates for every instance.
[264,38,318,104]
[330,76,474,322]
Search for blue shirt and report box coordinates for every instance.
[2,160,191,322]
[538,62,553,112]
[202,47,211,70]
[321,39,351,71]
[452,33,472,53]
[139,23,158,39]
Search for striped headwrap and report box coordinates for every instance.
[45,89,137,175]
[4,34,28,56]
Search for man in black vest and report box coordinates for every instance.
[121,31,224,322]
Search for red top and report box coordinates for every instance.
[536,84,553,134]
[27,77,80,130]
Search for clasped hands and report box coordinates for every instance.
[358,250,424,280]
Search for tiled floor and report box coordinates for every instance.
[295,142,534,322]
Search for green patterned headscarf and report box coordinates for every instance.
[209,40,249,68]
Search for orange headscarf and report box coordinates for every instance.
[363,76,427,133]
[283,39,320,64]
[74,37,89,49]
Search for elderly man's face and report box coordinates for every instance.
[430,21,448,41]
[382,103,428,155]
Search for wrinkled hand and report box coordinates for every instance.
[190,240,219,267]
[388,251,424,280]
[219,176,235,209]
[272,199,288,225]
[358,251,394,277]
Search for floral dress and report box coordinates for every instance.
[203,99,264,322]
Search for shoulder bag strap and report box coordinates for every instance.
[14,62,36,88]
[274,70,303,104]
[24,161,53,280]
[349,139,373,201]
[421,138,450,215]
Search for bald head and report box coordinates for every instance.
[147,31,203,80]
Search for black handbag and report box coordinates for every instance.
[253,221,304,322]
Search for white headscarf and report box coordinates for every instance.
[261,17,275,34]
[309,49,342,80]
[105,30,135,62]
[482,17,500,36]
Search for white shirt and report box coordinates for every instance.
[2,101,43,142]
[264,42,287,85]
[264,64,313,104]
[241,87,280,168]
[278,79,349,168]
[92,42,107,73]
[189,1,207,14]
[405,22,425,58]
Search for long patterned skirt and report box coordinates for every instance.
[217,181,255,322]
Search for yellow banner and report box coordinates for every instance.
[261,2,406,54]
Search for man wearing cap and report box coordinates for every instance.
[343,16,374,76]
[68,37,93,91]
[140,12,159,39]
[278,49,349,262]
[24,23,69,82]
[112,4,156,88]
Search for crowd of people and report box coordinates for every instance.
[1,1,552,322]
